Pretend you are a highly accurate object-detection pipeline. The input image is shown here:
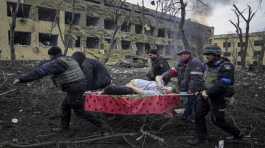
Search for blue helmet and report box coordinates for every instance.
[203,45,221,55]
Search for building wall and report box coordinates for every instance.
[211,32,265,65]
[0,0,213,60]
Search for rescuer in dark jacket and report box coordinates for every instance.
[13,46,107,131]
[72,51,112,90]
[187,45,242,145]
[146,49,170,81]
[161,49,205,122]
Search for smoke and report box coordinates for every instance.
[190,0,235,25]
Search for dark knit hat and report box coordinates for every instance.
[148,49,158,55]
[48,46,62,56]
[177,49,191,55]
[72,51,86,66]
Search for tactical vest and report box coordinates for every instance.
[205,60,224,89]
[52,57,85,87]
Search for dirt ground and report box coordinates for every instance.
[0,61,265,148]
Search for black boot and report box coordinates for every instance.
[187,137,208,145]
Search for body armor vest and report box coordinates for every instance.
[52,57,85,87]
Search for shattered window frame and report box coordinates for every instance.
[7,2,31,18]
[65,11,81,25]
[121,40,131,50]
[8,31,31,46]
[135,24,143,34]
[38,7,57,22]
[158,28,166,38]
[86,37,99,49]
[86,16,99,26]
[39,33,58,47]
[104,19,115,30]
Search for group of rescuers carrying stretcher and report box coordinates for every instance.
[13,45,245,145]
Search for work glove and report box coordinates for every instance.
[13,79,20,85]
[201,90,208,98]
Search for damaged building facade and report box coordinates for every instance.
[0,0,213,60]
[211,32,265,65]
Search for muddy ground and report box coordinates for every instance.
[0,61,265,148]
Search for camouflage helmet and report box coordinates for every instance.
[203,45,222,55]
[177,49,191,55]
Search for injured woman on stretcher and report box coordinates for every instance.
[100,76,177,96]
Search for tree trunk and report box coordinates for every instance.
[9,0,21,64]
[179,0,190,50]
[258,35,265,66]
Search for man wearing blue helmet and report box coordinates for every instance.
[188,45,243,145]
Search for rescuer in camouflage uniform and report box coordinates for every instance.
[187,45,242,145]
[146,49,170,81]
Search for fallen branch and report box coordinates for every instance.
[139,127,165,143]
[0,132,138,148]
[0,71,7,88]
[122,136,137,148]
[0,89,17,96]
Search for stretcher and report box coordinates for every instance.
[84,92,182,115]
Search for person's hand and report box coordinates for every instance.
[156,76,164,87]
[201,90,208,98]
[126,83,133,88]
[187,90,193,95]
[13,79,20,85]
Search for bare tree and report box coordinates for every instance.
[50,0,77,56]
[151,0,191,50]
[9,0,22,64]
[63,0,77,55]
[229,4,256,67]
[103,0,132,64]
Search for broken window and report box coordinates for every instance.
[7,2,31,18]
[223,52,231,57]
[104,38,117,48]
[39,33,58,46]
[38,7,56,22]
[136,43,145,55]
[223,42,231,48]
[75,36,81,48]
[208,39,212,44]
[121,40,131,50]
[144,26,154,36]
[254,40,263,46]
[158,28,165,37]
[8,31,31,46]
[104,19,115,30]
[104,38,111,44]
[85,0,101,4]
[86,37,99,48]
[121,23,131,32]
[238,42,246,47]
[65,11,80,25]
[135,24,143,34]
[86,16,99,26]
[156,45,164,55]
[253,51,261,59]
[167,31,174,39]
[104,0,113,7]
[145,43,151,53]
[165,45,171,56]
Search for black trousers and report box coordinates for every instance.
[195,97,240,139]
[61,90,106,129]
[102,85,135,95]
